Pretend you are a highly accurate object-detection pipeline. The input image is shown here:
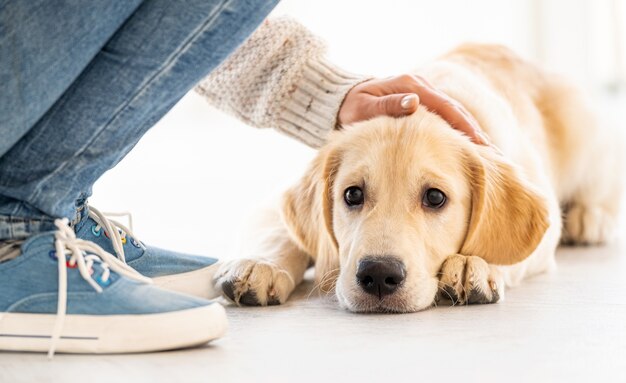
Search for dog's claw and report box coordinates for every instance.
[239,290,260,306]
[221,280,237,302]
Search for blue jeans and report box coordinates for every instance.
[0,0,278,240]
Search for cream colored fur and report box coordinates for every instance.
[214,44,623,312]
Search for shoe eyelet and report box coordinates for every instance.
[48,250,57,260]
[66,260,77,269]
[91,225,102,237]
[96,275,111,287]
[131,239,141,248]
[121,237,127,245]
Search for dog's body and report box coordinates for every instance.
[215,44,623,312]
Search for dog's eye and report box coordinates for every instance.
[422,188,446,209]
[344,186,364,207]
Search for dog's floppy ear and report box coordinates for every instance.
[461,146,550,265]
[281,146,341,291]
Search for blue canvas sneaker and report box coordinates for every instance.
[0,219,227,356]
[74,205,221,299]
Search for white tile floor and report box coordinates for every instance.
[1,241,625,383]
[1,91,624,382]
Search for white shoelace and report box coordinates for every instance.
[87,206,146,264]
[48,219,151,358]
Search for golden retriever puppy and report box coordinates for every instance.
[215,44,623,312]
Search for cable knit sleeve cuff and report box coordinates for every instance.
[195,17,368,148]
[276,57,366,148]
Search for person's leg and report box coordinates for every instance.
[0,0,142,157]
[0,0,143,239]
[0,0,277,354]
[0,0,278,240]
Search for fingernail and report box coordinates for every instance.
[401,94,418,109]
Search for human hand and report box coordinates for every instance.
[338,74,488,145]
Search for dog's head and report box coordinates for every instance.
[281,108,549,312]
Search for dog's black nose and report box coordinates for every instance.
[356,257,406,298]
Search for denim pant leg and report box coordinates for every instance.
[0,0,278,240]
[0,0,143,239]
[0,0,143,157]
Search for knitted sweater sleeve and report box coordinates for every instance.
[194,17,367,148]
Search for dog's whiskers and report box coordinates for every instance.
[306,267,340,301]
[437,280,464,306]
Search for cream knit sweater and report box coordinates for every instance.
[195,17,367,148]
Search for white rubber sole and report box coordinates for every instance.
[0,303,227,354]
[152,262,222,299]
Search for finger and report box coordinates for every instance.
[375,93,420,118]
[417,88,487,145]
[379,74,433,95]
[376,75,487,145]
[357,74,488,145]
[372,75,423,95]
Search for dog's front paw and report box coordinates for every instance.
[214,259,295,306]
[437,254,503,305]
[563,204,615,245]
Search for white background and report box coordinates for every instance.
[91,0,626,260]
